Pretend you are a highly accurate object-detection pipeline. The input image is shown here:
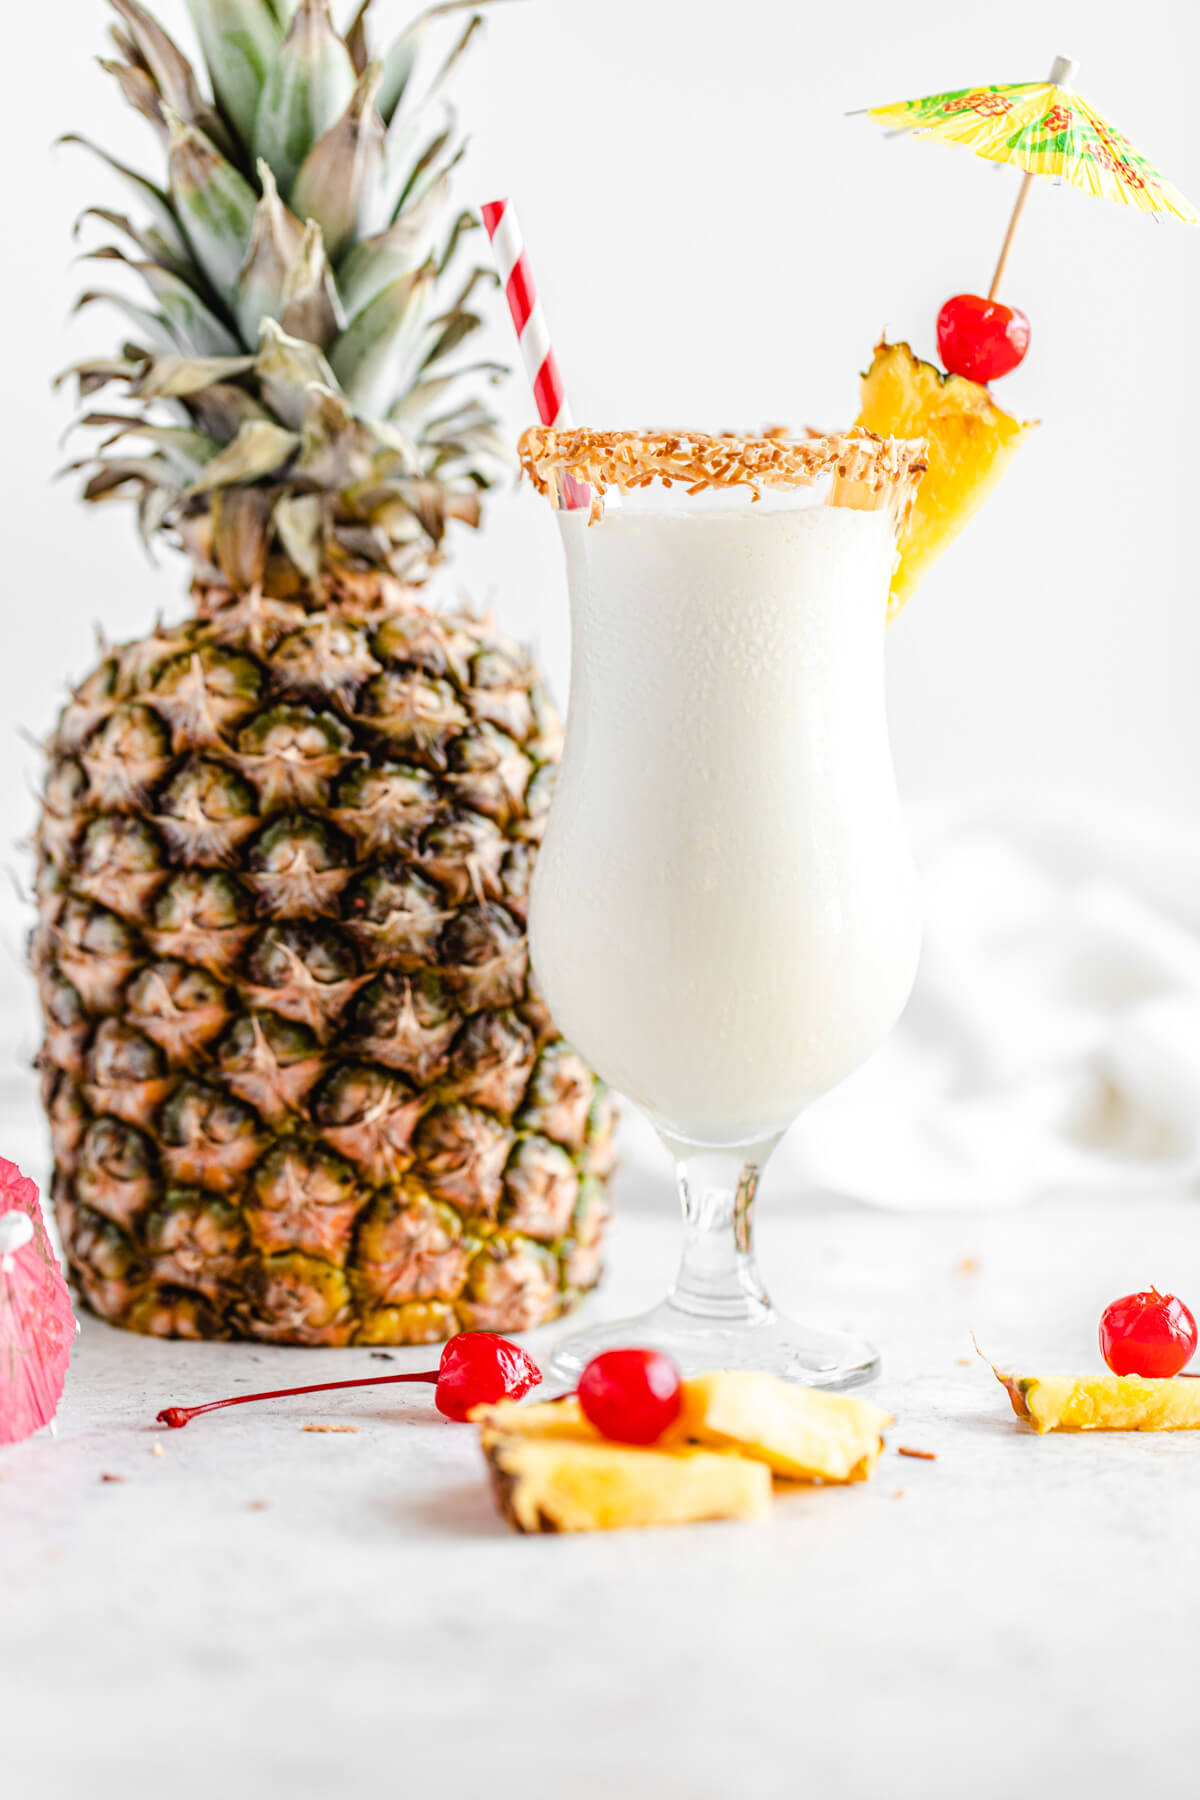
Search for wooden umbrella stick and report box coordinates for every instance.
[989,55,1079,302]
[988,170,1035,301]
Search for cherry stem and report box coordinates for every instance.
[157,1368,440,1429]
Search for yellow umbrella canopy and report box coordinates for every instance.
[865,56,1198,297]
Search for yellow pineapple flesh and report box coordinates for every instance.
[678,1372,891,1482]
[476,1395,599,1441]
[483,1436,772,1533]
[853,340,1035,616]
[476,1371,891,1530]
[478,1377,892,1477]
[998,1370,1200,1434]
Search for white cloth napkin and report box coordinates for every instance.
[774,812,1200,1209]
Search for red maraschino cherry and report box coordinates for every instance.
[156,1331,540,1429]
[937,293,1030,383]
[578,1347,683,1445]
[1099,1289,1198,1378]
[433,1333,541,1421]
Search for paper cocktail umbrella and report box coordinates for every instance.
[0,1159,76,1446]
[862,55,1198,302]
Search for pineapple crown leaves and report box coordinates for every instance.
[60,0,514,591]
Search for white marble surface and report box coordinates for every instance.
[3,1168,1198,1800]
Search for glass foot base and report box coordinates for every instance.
[541,1297,879,1395]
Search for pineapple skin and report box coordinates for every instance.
[34,573,617,1345]
[1001,1371,1200,1434]
[856,339,1034,615]
[483,1435,772,1533]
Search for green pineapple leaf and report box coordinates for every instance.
[291,63,385,261]
[236,161,304,344]
[253,0,356,197]
[188,418,301,491]
[64,0,512,585]
[165,110,261,310]
[184,0,281,151]
[330,263,436,415]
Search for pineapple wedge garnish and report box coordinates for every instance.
[678,1372,891,1482]
[484,1437,772,1533]
[997,1370,1200,1434]
[851,339,1035,617]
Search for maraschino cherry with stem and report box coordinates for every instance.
[1099,1289,1198,1379]
[157,1332,541,1430]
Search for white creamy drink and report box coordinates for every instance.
[529,500,921,1148]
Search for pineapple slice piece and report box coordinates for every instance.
[478,1373,891,1483]
[678,1372,891,1482]
[850,339,1035,617]
[997,1370,1200,1434]
[475,1395,599,1441]
[483,1436,772,1533]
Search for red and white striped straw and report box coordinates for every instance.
[481,197,590,511]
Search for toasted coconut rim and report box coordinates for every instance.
[518,426,927,517]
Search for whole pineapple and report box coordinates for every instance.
[36,0,616,1346]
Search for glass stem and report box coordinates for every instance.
[659,1133,781,1323]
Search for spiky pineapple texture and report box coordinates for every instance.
[62,0,512,587]
[36,579,617,1343]
[36,0,619,1343]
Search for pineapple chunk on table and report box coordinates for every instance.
[476,1371,891,1533]
[998,1370,1200,1433]
[846,339,1035,617]
[678,1372,891,1482]
[477,1378,890,1480]
[484,1437,772,1533]
[1000,1368,1200,1425]
[476,1396,600,1441]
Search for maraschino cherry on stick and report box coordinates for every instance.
[157,1332,540,1429]
[937,294,1030,384]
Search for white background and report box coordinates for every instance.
[3,34,1200,1782]
[2,0,1198,942]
